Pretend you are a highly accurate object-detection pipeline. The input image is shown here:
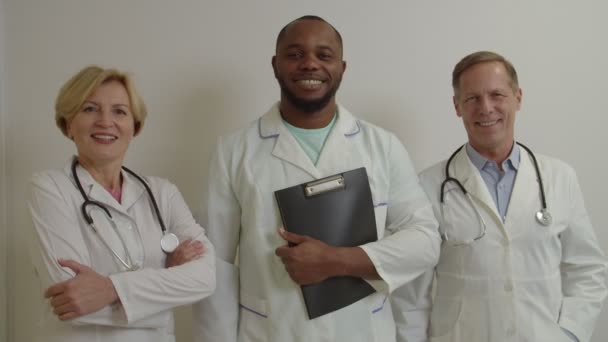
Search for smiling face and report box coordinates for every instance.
[454,61,522,160]
[66,80,135,168]
[272,18,346,114]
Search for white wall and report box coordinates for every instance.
[0,0,8,340]
[4,1,607,341]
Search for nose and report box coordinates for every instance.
[95,108,113,127]
[479,96,493,115]
[299,53,320,71]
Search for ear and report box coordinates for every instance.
[271,55,279,79]
[515,87,522,110]
[342,60,347,74]
[65,120,74,140]
[453,95,462,117]
[133,121,142,137]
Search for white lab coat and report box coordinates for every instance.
[392,146,607,342]
[193,103,440,342]
[27,158,216,342]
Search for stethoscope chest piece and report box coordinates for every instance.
[536,209,552,226]
[161,232,179,253]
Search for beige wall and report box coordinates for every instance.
[3,1,608,341]
[1,0,7,341]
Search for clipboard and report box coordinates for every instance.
[274,167,377,319]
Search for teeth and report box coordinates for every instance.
[297,79,323,88]
[478,120,498,127]
[92,134,116,141]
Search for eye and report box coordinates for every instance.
[464,96,478,103]
[81,105,98,113]
[318,52,333,60]
[286,51,303,59]
[114,107,129,116]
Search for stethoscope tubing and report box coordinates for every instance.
[71,158,168,234]
[439,142,551,245]
[441,142,548,213]
[70,158,177,269]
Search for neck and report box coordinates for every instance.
[470,140,514,166]
[279,99,337,129]
[77,156,123,191]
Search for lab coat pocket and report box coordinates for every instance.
[429,296,463,338]
[239,291,268,318]
[239,291,270,341]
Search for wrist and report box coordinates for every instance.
[105,276,119,304]
[331,247,352,277]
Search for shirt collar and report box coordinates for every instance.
[465,142,520,172]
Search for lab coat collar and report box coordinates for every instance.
[450,147,502,223]
[259,102,361,178]
[63,157,146,216]
[450,143,540,236]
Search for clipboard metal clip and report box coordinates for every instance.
[305,175,345,197]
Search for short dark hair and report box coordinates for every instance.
[275,15,343,52]
[452,51,519,96]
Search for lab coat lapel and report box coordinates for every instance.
[261,103,322,178]
[452,148,502,224]
[119,169,146,212]
[66,159,143,217]
[504,146,539,236]
[315,105,363,174]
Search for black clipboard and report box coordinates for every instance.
[274,167,377,319]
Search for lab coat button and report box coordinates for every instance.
[506,327,515,336]
[504,281,513,292]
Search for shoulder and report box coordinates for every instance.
[137,174,181,197]
[214,118,262,154]
[349,114,396,142]
[419,160,448,188]
[347,115,408,159]
[529,152,577,180]
[30,167,70,192]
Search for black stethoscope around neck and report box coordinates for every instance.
[439,142,552,244]
[71,158,178,270]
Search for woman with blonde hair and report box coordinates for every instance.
[27,65,215,342]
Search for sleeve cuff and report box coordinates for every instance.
[359,244,393,294]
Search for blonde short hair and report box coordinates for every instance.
[452,51,519,96]
[55,66,147,136]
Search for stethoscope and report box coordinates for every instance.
[71,158,179,270]
[439,142,552,245]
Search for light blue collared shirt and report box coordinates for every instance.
[466,143,520,222]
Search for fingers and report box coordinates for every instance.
[166,240,205,267]
[44,281,68,298]
[278,227,309,245]
[58,312,79,321]
[52,299,81,321]
[52,300,74,317]
[57,259,90,275]
[50,293,71,308]
[275,246,291,258]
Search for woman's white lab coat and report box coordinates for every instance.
[394,146,607,342]
[193,103,440,342]
[27,159,216,342]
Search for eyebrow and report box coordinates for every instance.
[83,101,130,108]
[283,43,336,52]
